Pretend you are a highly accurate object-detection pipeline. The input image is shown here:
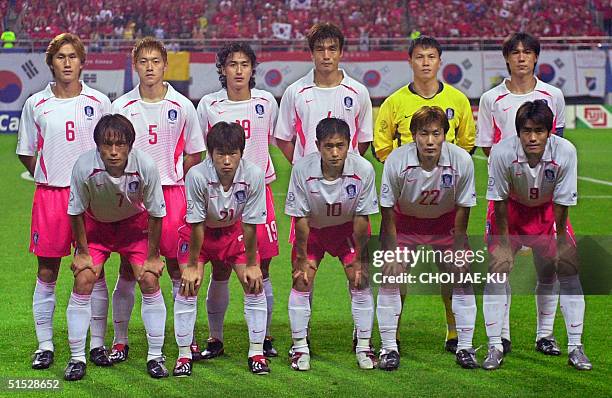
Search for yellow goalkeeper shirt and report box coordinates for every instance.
[373,81,475,162]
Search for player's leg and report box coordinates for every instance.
[109,258,135,363]
[233,262,272,375]
[89,267,112,367]
[202,261,231,359]
[260,259,278,357]
[533,253,561,355]
[32,257,60,369]
[288,257,319,371]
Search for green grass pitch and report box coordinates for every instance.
[0,128,610,397]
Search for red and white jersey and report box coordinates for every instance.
[285,152,378,229]
[380,142,476,218]
[16,82,111,187]
[274,69,373,163]
[111,83,205,186]
[197,88,278,184]
[185,157,266,228]
[487,135,577,207]
[68,148,166,223]
[476,78,565,148]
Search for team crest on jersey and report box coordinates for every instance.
[544,169,555,182]
[445,108,455,120]
[128,181,140,193]
[84,106,94,118]
[168,109,178,122]
[255,104,265,116]
[235,190,246,204]
[180,242,189,254]
[344,96,353,109]
[346,184,357,199]
[441,174,453,188]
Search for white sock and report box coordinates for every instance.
[452,286,476,351]
[174,294,197,360]
[141,290,166,361]
[66,292,91,363]
[559,275,585,349]
[535,279,559,340]
[350,288,374,352]
[263,278,274,336]
[33,278,56,352]
[244,292,267,356]
[501,281,511,341]
[206,278,229,341]
[171,278,181,301]
[483,282,506,351]
[111,277,136,345]
[89,277,108,350]
[288,289,310,353]
[376,287,401,353]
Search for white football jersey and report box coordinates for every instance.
[185,157,266,228]
[16,82,111,187]
[197,88,278,184]
[68,148,166,223]
[476,78,565,148]
[486,135,577,207]
[380,142,476,218]
[285,152,378,229]
[111,83,205,186]
[274,69,373,163]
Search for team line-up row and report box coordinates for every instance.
[16,25,590,381]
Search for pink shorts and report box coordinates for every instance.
[486,199,576,259]
[395,211,456,250]
[30,185,73,257]
[84,212,149,266]
[177,222,249,265]
[256,185,279,260]
[160,185,186,258]
[291,221,361,266]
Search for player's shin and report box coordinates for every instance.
[501,281,512,341]
[441,284,458,341]
[207,278,230,341]
[483,282,506,351]
[376,287,401,353]
[111,276,136,345]
[89,277,108,350]
[535,278,559,340]
[263,277,274,336]
[141,289,166,361]
[175,294,197,359]
[452,285,476,350]
[350,288,374,351]
[288,289,311,353]
[33,278,56,352]
[67,292,92,363]
[559,275,585,349]
[244,293,267,356]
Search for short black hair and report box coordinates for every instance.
[408,35,442,57]
[307,23,344,52]
[515,100,553,135]
[410,106,450,135]
[93,114,136,149]
[315,117,350,144]
[206,121,246,155]
[216,42,257,89]
[502,32,540,74]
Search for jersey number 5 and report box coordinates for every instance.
[148,125,158,144]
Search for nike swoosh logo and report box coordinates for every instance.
[305,99,313,104]
[570,323,583,328]
[113,320,126,324]
[502,107,512,112]
[406,179,417,183]
[251,330,264,334]
[540,311,553,316]
[309,191,319,194]
[177,333,190,338]
[485,322,497,327]
[130,113,139,116]
[218,111,227,114]
[43,110,53,115]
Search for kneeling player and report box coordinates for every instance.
[65,114,168,381]
[175,122,269,376]
[483,100,591,371]
[286,118,378,371]
[377,106,478,370]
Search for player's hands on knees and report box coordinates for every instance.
[292,257,311,286]
[139,256,165,281]
[71,253,95,277]
[243,265,263,294]
[347,259,364,289]
[491,243,513,274]
[180,264,203,297]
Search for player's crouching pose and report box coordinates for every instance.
[65,114,168,381]
[175,122,269,376]
[377,106,478,370]
[483,100,592,371]
[286,118,379,371]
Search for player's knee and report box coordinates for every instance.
[211,265,232,281]
[261,260,271,279]
[138,273,160,294]
[73,271,96,295]
[37,258,60,282]
[166,260,181,280]
[292,278,312,292]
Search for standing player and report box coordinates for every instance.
[65,114,168,380]
[196,42,279,358]
[286,118,378,371]
[482,100,591,371]
[274,22,373,163]
[16,33,111,370]
[110,37,205,363]
[373,35,476,353]
[477,32,566,355]
[377,106,478,370]
[174,122,269,376]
